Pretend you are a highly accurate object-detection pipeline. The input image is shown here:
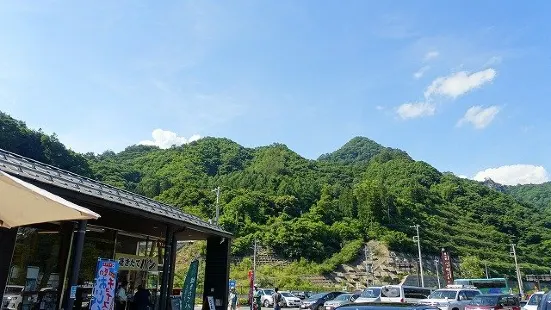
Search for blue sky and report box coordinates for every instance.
[1,1,550,185]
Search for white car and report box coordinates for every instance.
[355,287,382,303]
[419,287,481,310]
[523,292,544,310]
[2,285,24,310]
[280,292,302,308]
[258,289,276,307]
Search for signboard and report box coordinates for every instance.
[441,248,454,285]
[207,296,216,310]
[229,280,236,289]
[70,286,77,299]
[90,259,119,310]
[115,254,157,271]
[248,271,254,310]
[180,260,199,310]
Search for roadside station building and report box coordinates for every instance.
[0,149,232,310]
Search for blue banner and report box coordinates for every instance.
[90,259,119,310]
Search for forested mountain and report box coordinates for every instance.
[2,111,551,276]
[507,182,551,210]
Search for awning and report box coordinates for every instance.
[0,171,100,228]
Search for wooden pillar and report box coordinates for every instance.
[0,228,17,303]
[202,237,230,310]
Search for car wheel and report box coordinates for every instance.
[264,300,270,307]
[317,305,324,310]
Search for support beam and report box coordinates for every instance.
[167,233,178,301]
[202,237,230,310]
[0,228,17,303]
[57,223,75,310]
[63,220,87,310]
[159,227,174,310]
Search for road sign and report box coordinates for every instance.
[229,280,236,288]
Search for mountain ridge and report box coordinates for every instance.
[2,111,550,276]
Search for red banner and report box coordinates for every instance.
[441,248,454,285]
[248,270,254,310]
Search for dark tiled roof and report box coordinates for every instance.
[0,148,231,237]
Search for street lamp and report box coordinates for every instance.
[411,224,425,287]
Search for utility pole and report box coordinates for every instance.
[253,239,257,284]
[212,186,220,225]
[412,224,425,287]
[484,262,490,279]
[364,245,372,286]
[510,244,524,297]
[434,259,441,288]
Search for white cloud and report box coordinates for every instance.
[457,105,500,129]
[376,105,385,110]
[139,129,201,149]
[424,51,439,61]
[396,102,435,119]
[473,165,550,185]
[484,56,502,67]
[413,66,430,79]
[424,68,496,99]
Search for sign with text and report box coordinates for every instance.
[90,259,119,310]
[441,248,454,285]
[180,260,199,310]
[115,254,157,271]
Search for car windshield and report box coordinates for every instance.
[529,294,543,306]
[309,294,326,300]
[381,287,401,298]
[335,294,352,301]
[428,291,457,300]
[264,290,275,295]
[470,296,500,306]
[4,287,23,294]
[361,288,381,298]
[281,293,294,298]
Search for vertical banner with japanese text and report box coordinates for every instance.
[248,271,254,310]
[180,260,199,310]
[90,259,119,310]
[441,248,454,285]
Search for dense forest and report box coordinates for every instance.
[2,111,551,277]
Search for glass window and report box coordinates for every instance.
[465,291,480,299]
[361,288,381,298]
[404,288,431,299]
[529,294,543,306]
[5,226,63,310]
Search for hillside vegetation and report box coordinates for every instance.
[2,111,551,278]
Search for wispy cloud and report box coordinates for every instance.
[139,129,201,149]
[413,66,430,79]
[473,164,550,185]
[484,56,502,67]
[424,51,439,61]
[457,105,500,129]
[396,102,435,119]
[376,105,385,111]
[424,69,497,99]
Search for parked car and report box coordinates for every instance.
[419,286,481,310]
[2,285,24,310]
[355,287,382,303]
[523,292,544,310]
[259,289,277,307]
[301,292,345,310]
[292,291,309,300]
[380,285,432,304]
[280,292,302,308]
[324,293,359,310]
[465,294,520,310]
[337,303,441,310]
